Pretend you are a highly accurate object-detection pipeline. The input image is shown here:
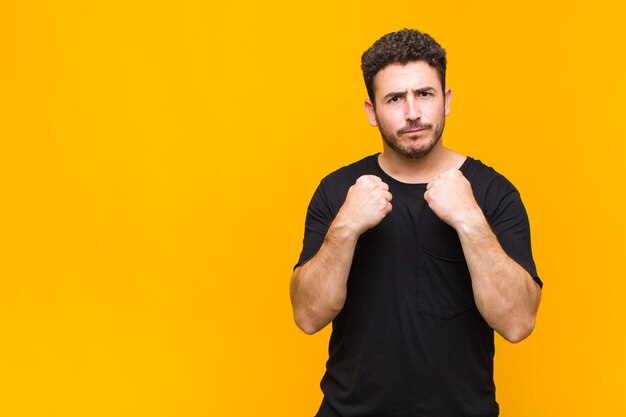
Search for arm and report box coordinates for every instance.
[456,213,541,343]
[290,220,358,335]
[425,169,541,343]
[290,175,392,335]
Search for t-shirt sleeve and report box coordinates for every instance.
[486,186,543,288]
[294,180,336,269]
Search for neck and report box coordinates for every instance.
[378,143,465,184]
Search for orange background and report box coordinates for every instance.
[1,1,625,416]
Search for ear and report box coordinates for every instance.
[444,88,452,116]
[364,99,378,127]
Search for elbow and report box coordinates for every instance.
[292,300,341,335]
[499,317,536,344]
[293,311,324,335]
[296,320,321,335]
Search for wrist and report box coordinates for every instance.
[454,209,490,237]
[328,215,362,242]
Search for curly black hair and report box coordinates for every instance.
[361,29,447,106]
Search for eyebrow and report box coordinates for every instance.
[382,87,437,101]
[414,87,437,94]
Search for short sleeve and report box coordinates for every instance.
[294,180,336,269]
[486,189,543,288]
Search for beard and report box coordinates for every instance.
[376,116,445,159]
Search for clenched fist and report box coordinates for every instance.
[424,169,484,230]
[335,175,393,235]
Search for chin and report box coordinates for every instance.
[403,143,437,159]
[403,150,431,159]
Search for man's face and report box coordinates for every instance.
[364,61,452,159]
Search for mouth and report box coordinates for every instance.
[401,127,428,136]
[399,124,431,135]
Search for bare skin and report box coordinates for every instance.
[291,61,541,340]
[425,168,541,342]
[290,175,392,334]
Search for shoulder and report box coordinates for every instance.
[462,157,518,194]
[308,154,379,213]
[462,157,521,215]
[321,154,378,184]
[319,154,378,194]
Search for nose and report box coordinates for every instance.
[405,97,420,121]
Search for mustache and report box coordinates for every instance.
[397,121,433,135]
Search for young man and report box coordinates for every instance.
[290,29,542,417]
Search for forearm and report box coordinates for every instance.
[290,219,359,334]
[457,215,541,343]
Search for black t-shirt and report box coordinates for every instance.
[296,154,541,417]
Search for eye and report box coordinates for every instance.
[419,91,432,97]
[389,96,402,103]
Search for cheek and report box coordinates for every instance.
[390,111,406,126]
[426,106,444,122]
[379,113,400,129]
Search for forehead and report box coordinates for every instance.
[373,61,441,96]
